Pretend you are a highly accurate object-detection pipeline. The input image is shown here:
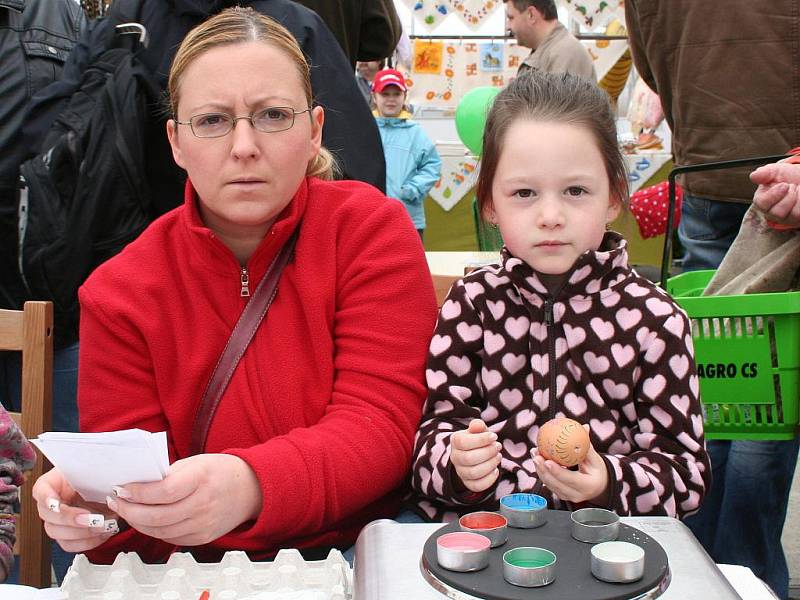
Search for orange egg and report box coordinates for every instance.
[537,418,590,467]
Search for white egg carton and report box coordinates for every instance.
[58,549,352,600]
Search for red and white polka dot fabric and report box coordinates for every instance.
[629,181,683,239]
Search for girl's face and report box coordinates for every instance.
[167,41,323,241]
[487,119,620,290]
[374,87,406,117]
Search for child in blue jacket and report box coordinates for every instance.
[372,69,441,238]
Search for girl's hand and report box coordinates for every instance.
[532,426,608,504]
[750,161,800,228]
[450,419,502,493]
[106,454,262,546]
[32,469,117,553]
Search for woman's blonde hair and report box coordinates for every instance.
[168,7,337,180]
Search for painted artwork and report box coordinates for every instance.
[561,0,625,31]
[413,40,444,74]
[447,0,500,30]
[402,0,450,30]
[479,43,504,72]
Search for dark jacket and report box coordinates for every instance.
[625,0,800,203]
[22,0,387,202]
[0,0,85,312]
[293,0,401,68]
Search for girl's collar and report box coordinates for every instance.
[501,231,630,299]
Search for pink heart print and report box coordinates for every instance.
[570,264,593,283]
[504,439,528,458]
[456,321,482,343]
[516,409,536,429]
[564,324,587,346]
[600,291,621,307]
[440,299,462,320]
[584,351,611,374]
[616,308,642,330]
[670,394,692,416]
[570,295,592,314]
[602,378,629,399]
[590,317,615,341]
[484,331,506,355]
[427,369,447,389]
[464,281,486,298]
[669,355,690,379]
[611,343,635,368]
[643,374,667,399]
[502,353,526,375]
[487,299,506,320]
[430,334,452,356]
[481,367,503,391]
[645,297,673,317]
[446,355,472,377]
[500,388,524,411]
[663,313,685,338]
[504,316,530,340]
[485,272,510,288]
[624,282,650,298]
[590,418,616,441]
[564,392,587,416]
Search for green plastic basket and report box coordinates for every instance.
[667,270,800,440]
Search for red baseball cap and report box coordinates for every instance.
[372,69,407,93]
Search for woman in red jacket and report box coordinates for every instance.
[32,7,437,563]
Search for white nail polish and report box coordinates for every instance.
[76,513,104,527]
[103,519,119,534]
[47,497,60,513]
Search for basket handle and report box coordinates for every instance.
[659,153,793,288]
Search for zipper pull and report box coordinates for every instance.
[240,266,250,297]
[544,298,554,327]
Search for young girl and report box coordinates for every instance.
[0,405,35,581]
[372,68,441,239]
[411,71,710,521]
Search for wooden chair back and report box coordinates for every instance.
[0,301,53,587]
[431,274,461,307]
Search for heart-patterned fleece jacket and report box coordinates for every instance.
[410,232,711,521]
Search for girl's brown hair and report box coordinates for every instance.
[168,6,337,180]
[476,70,628,219]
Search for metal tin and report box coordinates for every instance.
[436,532,491,572]
[458,511,508,548]
[570,507,620,543]
[499,493,548,528]
[502,547,557,587]
[591,541,645,583]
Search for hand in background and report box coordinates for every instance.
[750,160,800,228]
[532,425,608,504]
[32,469,116,553]
[450,419,502,493]
[107,453,262,546]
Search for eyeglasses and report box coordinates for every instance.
[174,106,312,138]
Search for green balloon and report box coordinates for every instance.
[455,86,501,156]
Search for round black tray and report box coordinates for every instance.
[421,509,670,600]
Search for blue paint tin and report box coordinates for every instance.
[499,493,548,528]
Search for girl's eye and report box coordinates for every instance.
[566,186,587,196]
[515,189,534,198]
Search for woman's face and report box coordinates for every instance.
[167,41,323,240]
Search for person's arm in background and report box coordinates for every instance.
[400,128,442,206]
[20,17,112,159]
[358,0,402,62]
[274,2,387,191]
[750,153,800,229]
[623,0,658,93]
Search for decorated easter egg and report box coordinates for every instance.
[537,418,590,467]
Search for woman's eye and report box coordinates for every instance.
[263,108,291,121]
[566,186,587,196]
[196,114,225,126]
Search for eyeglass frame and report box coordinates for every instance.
[173,106,313,138]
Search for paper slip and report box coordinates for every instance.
[32,429,169,503]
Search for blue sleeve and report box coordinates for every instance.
[400,128,442,205]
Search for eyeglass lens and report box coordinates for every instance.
[190,107,298,137]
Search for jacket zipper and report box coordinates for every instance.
[544,298,558,422]
[240,266,250,297]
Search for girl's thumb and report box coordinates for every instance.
[468,419,488,433]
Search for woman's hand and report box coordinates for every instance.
[532,426,608,504]
[450,419,502,493]
[107,454,262,546]
[750,161,800,228]
[32,469,117,553]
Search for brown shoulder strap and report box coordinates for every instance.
[189,225,300,455]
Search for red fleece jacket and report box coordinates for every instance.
[77,177,438,563]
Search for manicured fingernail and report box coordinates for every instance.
[489,432,498,441]
[495,442,502,451]
[103,519,119,534]
[75,513,104,527]
[47,497,60,513]
[106,496,119,512]
[112,486,132,499]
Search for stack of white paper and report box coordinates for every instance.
[32,429,169,503]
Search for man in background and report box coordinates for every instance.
[503,0,595,80]
[626,2,799,598]
[293,0,400,70]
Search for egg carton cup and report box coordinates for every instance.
[58,549,352,600]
